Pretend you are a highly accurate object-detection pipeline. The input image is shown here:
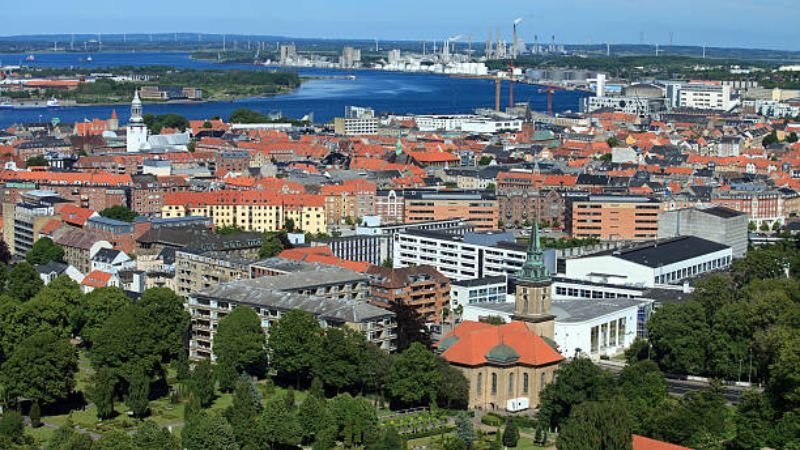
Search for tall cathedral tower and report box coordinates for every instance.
[513,220,555,339]
[126,90,149,153]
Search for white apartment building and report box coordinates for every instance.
[460,118,523,134]
[334,117,378,135]
[415,115,479,132]
[393,229,555,281]
[677,83,735,111]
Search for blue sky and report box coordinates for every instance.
[5,0,798,50]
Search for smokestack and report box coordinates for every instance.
[513,24,517,59]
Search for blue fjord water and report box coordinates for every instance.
[0,52,588,128]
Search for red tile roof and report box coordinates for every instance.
[56,204,97,226]
[632,435,691,450]
[81,270,113,289]
[439,321,564,367]
[278,246,371,272]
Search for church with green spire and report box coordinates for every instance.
[513,221,556,339]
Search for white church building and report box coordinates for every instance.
[127,90,150,153]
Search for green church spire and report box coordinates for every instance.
[515,220,551,284]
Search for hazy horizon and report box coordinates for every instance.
[4,0,798,51]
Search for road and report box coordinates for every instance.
[596,360,754,404]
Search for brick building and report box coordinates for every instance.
[568,195,661,240]
[366,265,451,321]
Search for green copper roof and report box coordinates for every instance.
[438,335,460,352]
[515,221,551,284]
[486,344,520,364]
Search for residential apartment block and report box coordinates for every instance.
[568,195,662,240]
[403,190,498,231]
[366,265,451,321]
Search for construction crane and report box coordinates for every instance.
[539,84,568,116]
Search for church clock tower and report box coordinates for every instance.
[126,89,149,153]
[513,220,556,339]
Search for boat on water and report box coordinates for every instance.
[0,97,60,110]
[82,55,93,63]
[25,54,35,62]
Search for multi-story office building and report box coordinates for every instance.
[658,206,749,257]
[8,201,55,256]
[189,273,396,360]
[357,217,474,257]
[366,265,451,321]
[393,229,556,282]
[318,234,390,266]
[404,190,498,231]
[450,276,508,309]
[674,82,734,111]
[568,195,662,241]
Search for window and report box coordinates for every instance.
[540,372,546,392]
[491,373,497,395]
[618,318,626,346]
[477,373,483,395]
[523,373,529,394]
[609,320,617,347]
[590,326,599,353]
[509,373,515,395]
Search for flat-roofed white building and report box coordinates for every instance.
[565,236,732,288]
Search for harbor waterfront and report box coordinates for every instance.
[0,52,588,127]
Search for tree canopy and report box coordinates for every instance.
[25,237,64,265]
[99,205,138,223]
[214,305,267,391]
[267,309,322,386]
[0,332,78,404]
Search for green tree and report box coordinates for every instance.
[788,132,799,143]
[126,366,150,418]
[214,305,267,391]
[389,302,432,351]
[76,287,129,346]
[607,136,620,147]
[503,418,520,448]
[328,393,379,448]
[260,393,303,449]
[455,412,476,448]
[0,241,11,265]
[138,287,191,364]
[647,301,709,374]
[0,332,77,405]
[388,342,442,406]
[268,309,322,386]
[537,357,614,429]
[0,410,26,446]
[284,218,296,232]
[90,305,160,387]
[25,237,64,265]
[94,431,135,450]
[652,389,727,448]
[133,421,180,450]
[624,338,651,365]
[99,205,138,222]
[378,426,406,450]
[259,232,286,258]
[732,390,776,450]
[26,155,48,167]
[182,411,238,450]
[486,182,496,191]
[88,367,116,420]
[313,327,363,393]
[556,398,633,450]
[7,261,43,301]
[618,360,668,435]
[298,393,329,444]
[437,357,470,409]
[381,258,393,268]
[29,400,41,428]
[478,155,493,166]
[190,359,216,408]
[230,108,270,123]
[45,419,92,450]
[224,374,263,448]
